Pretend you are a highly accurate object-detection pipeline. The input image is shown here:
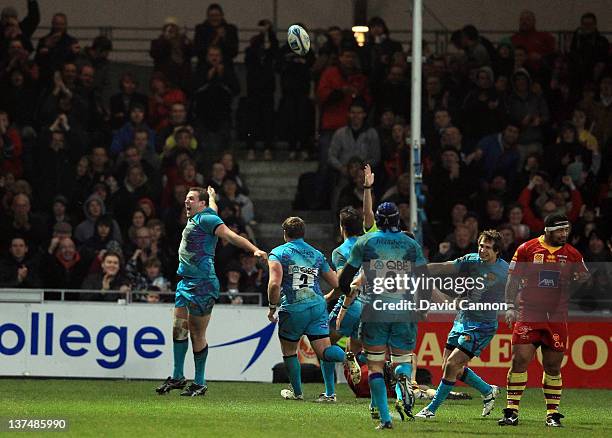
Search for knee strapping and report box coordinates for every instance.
[173,317,189,341]
[390,352,414,364]
[365,350,386,362]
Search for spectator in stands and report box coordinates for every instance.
[0,236,40,287]
[380,172,411,205]
[0,110,23,178]
[150,17,193,91]
[192,45,239,157]
[0,37,33,81]
[362,16,403,87]
[431,224,476,262]
[507,68,550,161]
[423,108,452,159]
[35,12,79,83]
[75,63,108,136]
[239,251,265,295]
[130,256,171,299]
[518,174,583,233]
[88,146,113,187]
[375,64,410,121]
[127,208,147,245]
[46,195,72,235]
[317,42,371,170]
[114,144,161,196]
[441,201,468,239]
[111,163,157,228]
[220,177,254,224]
[569,12,608,94]
[497,224,518,262]
[460,25,491,67]
[194,3,239,74]
[244,19,278,161]
[220,151,246,193]
[81,250,130,301]
[76,35,113,104]
[312,25,344,81]
[131,128,160,170]
[581,75,612,148]
[80,214,120,258]
[110,103,155,156]
[481,196,505,229]
[41,236,90,291]
[426,147,478,229]
[422,75,447,119]
[328,99,380,182]
[109,72,148,130]
[147,218,176,278]
[276,28,315,161]
[461,66,506,145]
[74,193,121,244]
[506,203,531,242]
[156,102,196,154]
[510,10,556,72]
[0,1,40,54]
[147,72,186,133]
[0,64,39,132]
[572,108,599,151]
[475,122,521,185]
[35,129,79,208]
[493,39,514,79]
[0,192,46,250]
[440,126,479,166]
[381,117,410,185]
[582,229,611,262]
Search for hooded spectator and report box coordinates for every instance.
[74,193,122,243]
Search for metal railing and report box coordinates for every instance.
[30,26,612,66]
[0,288,263,306]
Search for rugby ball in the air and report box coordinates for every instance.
[288,24,310,56]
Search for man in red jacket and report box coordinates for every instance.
[317,43,371,167]
[518,174,582,233]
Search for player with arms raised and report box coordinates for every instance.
[267,217,360,401]
[498,214,588,427]
[415,230,508,419]
[319,206,364,402]
[156,186,267,396]
[339,202,428,430]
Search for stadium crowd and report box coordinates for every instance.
[0,2,610,307]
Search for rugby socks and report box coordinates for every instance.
[459,367,492,396]
[369,372,392,423]
[320,360,336,396]
[283,354,303,396]
[357,351,367,365]
[542,372,562,415]
[394,363,412,400]
[319,346,345,396]
[506,371,527,412]
[427,378,455,413]
[193,345,208,386]
[323,345,346,362]
[172,339,188,380]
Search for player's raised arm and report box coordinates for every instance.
[363,164,375,231]
[207,186,218,213]
[214,224,267,259]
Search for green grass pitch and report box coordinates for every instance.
[2,379,612,437]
